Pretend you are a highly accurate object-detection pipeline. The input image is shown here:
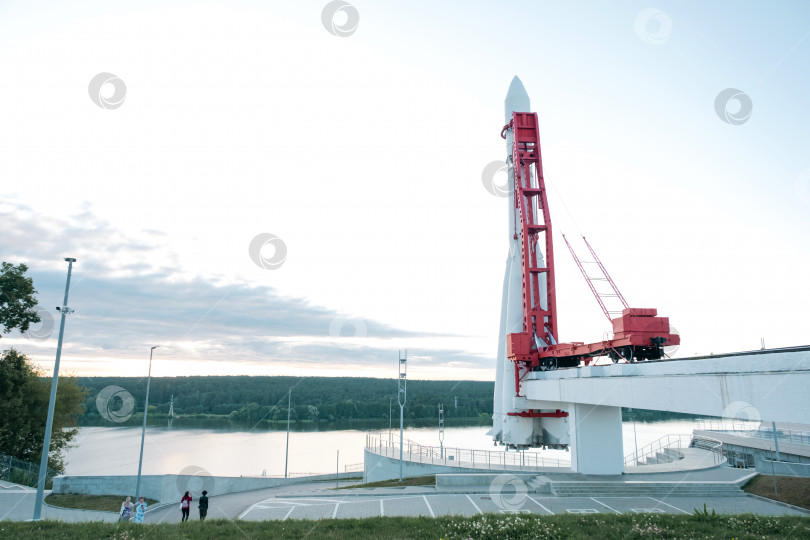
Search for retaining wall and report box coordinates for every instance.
[52,472,359,503]
[363,449,567,483]
[756,458,810,478]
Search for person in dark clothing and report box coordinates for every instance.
[180,491,192,522]
[198,490,209,520]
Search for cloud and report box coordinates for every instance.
[0,201,493,378]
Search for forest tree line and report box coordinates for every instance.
[76,376,495,426]
[76,375,702,428]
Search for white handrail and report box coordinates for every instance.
[365,433,570,470]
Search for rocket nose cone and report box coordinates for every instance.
[505,76,531,121]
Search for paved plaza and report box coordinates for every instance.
[3,476,806,523]
[236,492,804,521]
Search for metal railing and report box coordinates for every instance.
[696,421,810,446]
[625,434,691,467]
[365,433,570,471]
[344,462,363,473]
[625,434,724,467]
[695,419,762,433]
[0,452,58,488]
[691,435,724,465]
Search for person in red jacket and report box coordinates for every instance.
[180,491,192,522]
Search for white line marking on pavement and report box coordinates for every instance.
[422,495,435,518]
[380,499,384,517]
[237,501,262,520]
[332,502,340,518]
[283,506,295,521]
[591,497,622,514]
[650,497,690,515]
[293,497,350,503]
[526,495,554,515]
[465,494,482,514]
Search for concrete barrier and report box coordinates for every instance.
[52,471,360,503]
[363,449,567,483]
[756,459,810,478]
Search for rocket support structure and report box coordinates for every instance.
[489,77,569,451]
[490,77,678,474]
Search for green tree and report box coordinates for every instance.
[0,349,87,472]
[0,262,40,335]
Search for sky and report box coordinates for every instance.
[1,1,808,380]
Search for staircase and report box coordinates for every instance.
[638,447,683,465]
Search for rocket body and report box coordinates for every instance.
[491,76,570,449]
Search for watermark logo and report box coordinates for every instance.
[23,308,54,341]
[634,9,672,45]
[721,401,761,423]
[489,474,528,512]
[321,1,359,37]
[329,316,367,338]
[176,465,215,495]
[88,72,127,110]
[663,325,679,358]
[482,160,510,197]
[96,385,136,423]
[714,88,753,125]
[795,168,810,205]
[249,233,287,270]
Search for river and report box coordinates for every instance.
[64,419,702,477]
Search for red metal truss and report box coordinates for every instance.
[502,112,680,390]
[563,235,630,323]
[509,112,557,348]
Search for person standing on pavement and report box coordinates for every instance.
[180,491,192,522]
[119,496,133,522]
[133,496,147,524]
[198,490,209,521]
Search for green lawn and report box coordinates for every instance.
[45,494,159,512]
[2,514,809,539]
[334,475,435,489]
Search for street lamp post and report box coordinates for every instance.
[32,258,76,521]
[135,346,159,501]
[284,386,292,478]
[389,397,393,446]
[398,350,407,482]
[439,403,445,459]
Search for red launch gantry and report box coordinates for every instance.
[502,112,679,396]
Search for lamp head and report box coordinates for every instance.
[64,257,77,263]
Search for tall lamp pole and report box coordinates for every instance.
[398,350,407,482]
[135,346,159,501]
[32,257,76,521]
[284,386,292,478]
[439,403,445,459]
[388,397,393,446]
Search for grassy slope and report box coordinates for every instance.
[2,515,809,539]
[334,475,436,490]
[743,474,810,510]
[45,494,159,512]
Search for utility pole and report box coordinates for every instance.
[398,350,407,482]
[285,386,292,478]
[33,258,76,521]
[772,420,781,496]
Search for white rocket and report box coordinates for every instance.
[489,76,570,450]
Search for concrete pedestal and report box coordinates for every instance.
[569,403,624,475]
